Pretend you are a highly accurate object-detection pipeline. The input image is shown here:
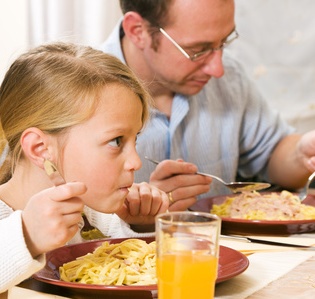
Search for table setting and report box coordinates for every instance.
[5,175,315,299]
[6,232,315,299]
[5,232,315,299]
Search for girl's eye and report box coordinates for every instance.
[108,137,122,148]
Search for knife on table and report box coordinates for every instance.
[221,235,315,249]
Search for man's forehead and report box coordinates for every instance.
[169,0,233,22]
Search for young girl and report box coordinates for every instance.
[0,42,168,293]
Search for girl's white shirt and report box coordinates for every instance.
[0,200,154,293]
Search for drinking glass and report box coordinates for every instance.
[156,211,221,299]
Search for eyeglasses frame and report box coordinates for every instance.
[159,27,239,62]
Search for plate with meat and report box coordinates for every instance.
[189,191,315,235]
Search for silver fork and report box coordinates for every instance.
[300,172,315,201]
[145,156,271,193]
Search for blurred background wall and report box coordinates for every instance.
[230,0,315,133]
[0,0,121,82]
[0,0,28,82]
[1,0,315,133]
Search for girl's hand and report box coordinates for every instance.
[22,182,86,257]
[115,182,169,229]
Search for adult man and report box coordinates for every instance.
[100,0,315,211]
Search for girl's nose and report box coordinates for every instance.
[125,149,142,172]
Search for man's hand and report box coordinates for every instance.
[148,159,212,211]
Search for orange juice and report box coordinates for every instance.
[157,252,218,299]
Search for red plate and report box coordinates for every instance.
[33,237,249,298]
[190,194,315,235]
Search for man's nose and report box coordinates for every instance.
[200,50,225,78]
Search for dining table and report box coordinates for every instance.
[2,231,315,299]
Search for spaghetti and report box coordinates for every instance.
[59,238,157,286]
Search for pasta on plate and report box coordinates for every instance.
[211,190,315,220]
[59,238,157,286]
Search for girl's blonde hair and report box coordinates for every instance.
[0,42,151,182]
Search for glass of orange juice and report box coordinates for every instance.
[156,211,221,299]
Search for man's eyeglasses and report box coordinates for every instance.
[159,28,239,62]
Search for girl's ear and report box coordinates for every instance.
[20,128,52,168]
[122,12,148,49]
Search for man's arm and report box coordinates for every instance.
[267,133,315,189]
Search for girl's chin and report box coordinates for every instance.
[89,205,121,214]
[86,195,127,213]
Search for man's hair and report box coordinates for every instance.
[119,0,174,28]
